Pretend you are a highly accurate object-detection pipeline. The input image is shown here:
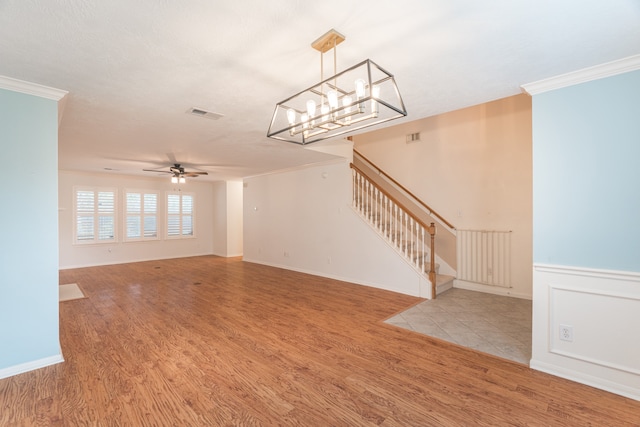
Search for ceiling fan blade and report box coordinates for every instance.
[166,152,178,164]
[143,169,172,174]
[186,171,208,175]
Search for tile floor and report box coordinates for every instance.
[385,288,532,364]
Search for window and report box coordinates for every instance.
[74,188,116,244]
[167,192,194,238]
[125,191,158,241]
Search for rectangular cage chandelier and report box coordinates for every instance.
[267,29,407,145]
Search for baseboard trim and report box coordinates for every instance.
[0,353,64,380]
[59,252,216,270]
[530,359,640,402]
[454,279,532,300]
[211,251,243,258]
[242,257,422,297]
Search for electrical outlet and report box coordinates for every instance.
[559,324,573,342]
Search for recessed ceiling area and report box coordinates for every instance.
[1,1,639,181]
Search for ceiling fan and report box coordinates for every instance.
[143,164,208,183]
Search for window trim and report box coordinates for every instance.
[73,186,117,245]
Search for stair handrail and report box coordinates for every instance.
[354,148,455,230]
[351,164,434,232]
[351,163,438,298]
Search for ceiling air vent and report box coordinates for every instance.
[406,132,421,143]
[187,107,224,120]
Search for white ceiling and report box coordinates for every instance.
[1,1,639,181]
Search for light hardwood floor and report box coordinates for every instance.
[1,256,638,425]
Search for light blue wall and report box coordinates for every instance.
[0,88,60,369]
[533,70,640,271]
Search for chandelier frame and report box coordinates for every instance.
[267,30,407,145]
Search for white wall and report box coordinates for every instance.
[212,181,228,256]
[243,159,431,297]
[212,180,243,257]
[59,171,216,269]
[354,94,533,299]
[226,181,243,257]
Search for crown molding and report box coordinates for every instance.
[0,75,68,101]
[521,54,640,95]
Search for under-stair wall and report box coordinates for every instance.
[243,159,433,298]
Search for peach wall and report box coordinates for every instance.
[354,94,532,298]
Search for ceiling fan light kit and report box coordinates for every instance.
[267,29,407,145]
[143,164,207,184]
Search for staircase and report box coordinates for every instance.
[351,164,454,298]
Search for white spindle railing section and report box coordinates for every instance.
[352,165,437,295]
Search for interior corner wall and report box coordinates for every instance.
[58,171,215,269]
[212,181,229,256]
[243,160,430,297]
[530,69,640,400]
[226,181,243,257]
[212,180,243,257]
[0,88,62,377]
[353,94,533,299]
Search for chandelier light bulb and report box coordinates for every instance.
[355,79,366,98]
[343,95,353,123]
[306,100,316,118]
[179,177,186,184]
[171,176,178,184]
[321,104,329,122]
[286,108,296,125]
[327,90,338,109]
[371,85,381,115]
[301,113,309,129]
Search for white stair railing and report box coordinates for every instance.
[351,164,437,297]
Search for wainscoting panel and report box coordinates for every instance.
[549,285,640,375]
[531,264,640,401]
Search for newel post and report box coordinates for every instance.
[429,222,437,299]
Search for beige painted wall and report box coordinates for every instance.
[353,94,532,298]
